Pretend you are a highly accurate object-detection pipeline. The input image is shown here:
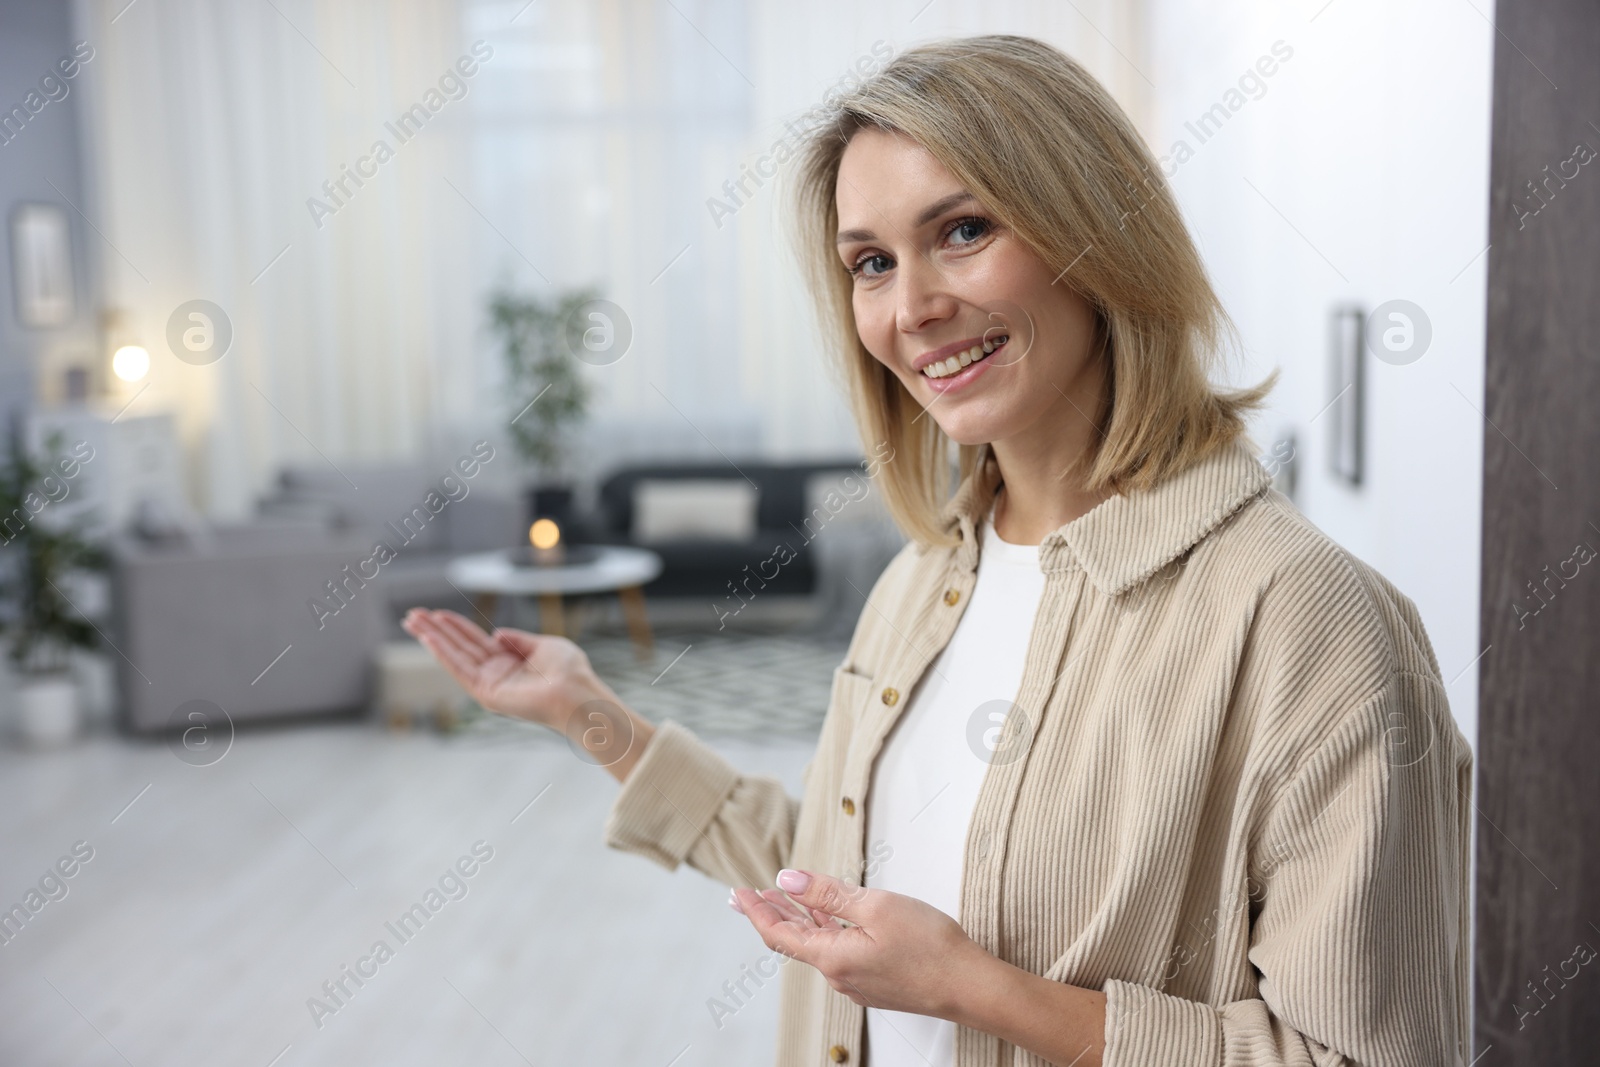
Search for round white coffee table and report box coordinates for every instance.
[445,546,664,660]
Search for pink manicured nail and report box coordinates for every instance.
[776,869,810,893]
[728,889,744,914]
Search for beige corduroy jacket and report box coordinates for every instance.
[603,437,1473,1067]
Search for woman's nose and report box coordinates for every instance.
[895,254,960,334]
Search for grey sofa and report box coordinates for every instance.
[113,462,522,732]
[113,521,383,731]
[256,462,523,613]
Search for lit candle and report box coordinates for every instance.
[529,518,563,565]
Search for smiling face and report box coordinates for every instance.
[834,128,1105,450]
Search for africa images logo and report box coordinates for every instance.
[166,300,233,366]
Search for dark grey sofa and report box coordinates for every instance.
[581,458,876,599]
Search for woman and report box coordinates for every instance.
[403,35,1471,1067]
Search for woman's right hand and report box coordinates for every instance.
[400,608,606,732]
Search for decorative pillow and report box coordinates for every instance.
[632,479,759,543]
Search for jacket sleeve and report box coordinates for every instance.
[1101,671,1473,1067]
[601,718,803,890]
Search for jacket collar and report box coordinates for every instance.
[940,438,1271,596]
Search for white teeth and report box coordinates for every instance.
[922,335,1007,379]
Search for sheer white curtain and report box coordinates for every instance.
[74,0,1146,517]
[76,0,487,517]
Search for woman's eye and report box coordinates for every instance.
[848,253,893,278]
[948,217,989,246]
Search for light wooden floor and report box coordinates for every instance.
[0,720,812,1067]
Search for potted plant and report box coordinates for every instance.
[489,285,597,534]
[0,435,107,747]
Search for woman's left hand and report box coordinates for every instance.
[730,868,995,1019]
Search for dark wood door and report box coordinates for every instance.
[1478,0,1600,1060]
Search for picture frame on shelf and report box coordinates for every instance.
[10,202,75,329]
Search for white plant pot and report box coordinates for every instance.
[15,675,81,748]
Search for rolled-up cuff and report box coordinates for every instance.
[601,719,741,871]
[1103,979,1221,1067]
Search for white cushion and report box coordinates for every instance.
[632,479,759,542]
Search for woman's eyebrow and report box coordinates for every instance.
[835,191,978,244]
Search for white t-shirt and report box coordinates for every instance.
[862,509,1046,1067]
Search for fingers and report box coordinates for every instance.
[780,892,845,930]
[767,890,844,930]
[774,869,871,925]
[402,609,471,655]
[401,609,446,652]
[734,885,851,965]
[736,891,809,958]
[440,613,514,674]
[433,610,499,658]
[731,885,804,926]
[403,610,486,684]
[758,888,815,925]
[414,626,485,687]
[405,611,543,681]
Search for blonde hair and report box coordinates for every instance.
[787,34,1274,547]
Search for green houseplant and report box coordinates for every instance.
[0,434,107,745]
[489,285,597,531]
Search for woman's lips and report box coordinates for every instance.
[921,339,1006,394]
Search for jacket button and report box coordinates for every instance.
[880,687,899,706]
[943,587,960,605]
[829,1046,850,1063]
[840,796,855,815]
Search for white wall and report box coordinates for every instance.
[1142,0,1492,744]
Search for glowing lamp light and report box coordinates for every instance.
[112,344,150,382]
[529,517,564,565]
[529,518,561,549]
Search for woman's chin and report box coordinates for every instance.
[926,412,1007,449]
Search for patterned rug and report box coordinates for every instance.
[450,624,849,745]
